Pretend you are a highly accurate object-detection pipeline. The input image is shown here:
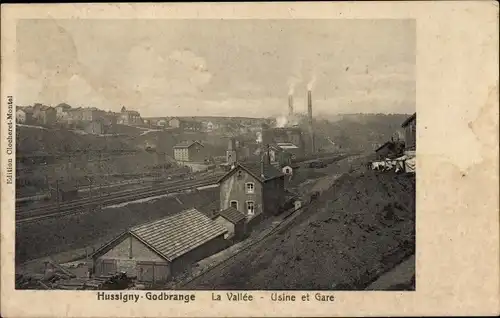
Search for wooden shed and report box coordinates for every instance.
[51,182,79,202]
[91,208,228,284]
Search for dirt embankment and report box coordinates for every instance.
[185,170,415,290]
[15,188,219,265]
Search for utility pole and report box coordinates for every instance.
[99,180,102,210]
[55,179,60,211]
[87,176,92,199]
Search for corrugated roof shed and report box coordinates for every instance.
[130,208,227,261]
[219,207,246,224]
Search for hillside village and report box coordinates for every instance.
[15,95,416,291]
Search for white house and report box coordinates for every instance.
[16,108,33,124]
[282,165,293,176]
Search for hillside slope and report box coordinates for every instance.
[296,113,410,152]
[16,125,138,154]
[16,188,219,264]
[184,170,415,290]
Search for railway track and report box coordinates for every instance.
[16,175,222,224]
[16,153,353,224]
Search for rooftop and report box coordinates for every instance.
[199,201,221,219]
[173,141,204,149]
[276,142,299,149]
[218,207,246,224]
[401,113,416,127]
[375,141,392,152]
[129,208,227,261]
[218,162,284,184]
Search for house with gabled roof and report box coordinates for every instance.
[16,107,34,124]
[173,140,207,163]
[90,208,228,284]
[119,106,143,125]
[218,160,286,226]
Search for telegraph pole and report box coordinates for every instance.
[87,176,92,199]
[55,179,60,211]
[99,180,102,210]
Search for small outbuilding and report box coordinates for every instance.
[91,208,228,284]
[51,182,79,202]
[282,165,293,176]
[214,207,247,240]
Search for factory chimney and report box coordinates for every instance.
[261,144,271,178]
[307,90,315,153]
[288,94,294,117]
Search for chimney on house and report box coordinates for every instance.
[265,144,271,165]
[261,150,265,179]
[307,90,315,153]
[288,94,294,117]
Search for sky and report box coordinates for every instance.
[16,19,415,118]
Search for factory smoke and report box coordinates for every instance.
[275,115,288,128]
[287,76,302,95]
[307,88,315,153]
[256,131,263,144]
[288,94,294,117]
[307,73,317,91]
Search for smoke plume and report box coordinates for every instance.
[256,131,263,143]
[287,76,302,95]
[275,115,288,128]
[307,73,317,91]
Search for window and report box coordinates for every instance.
[230,200,238,210]
[245,182,255,194]
[246,201,255,215]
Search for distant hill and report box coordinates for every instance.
[294,113,411,152]
[16,125,138,155]
[16,113,412,157]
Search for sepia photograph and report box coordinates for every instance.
[13,18,417,291]
[2,2,499,317]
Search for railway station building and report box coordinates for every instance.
[218,160,286,229]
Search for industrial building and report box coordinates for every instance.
[261,126,305,155]
[259,89,317,157]
[226,137,251,165]
[91,208,228,284]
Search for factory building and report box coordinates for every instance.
[261,126,306,158]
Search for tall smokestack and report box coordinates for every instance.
[288,95,294,117]
[307,90,315,153]
[260,145,265,178]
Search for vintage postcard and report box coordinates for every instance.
[1,2,498,317]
